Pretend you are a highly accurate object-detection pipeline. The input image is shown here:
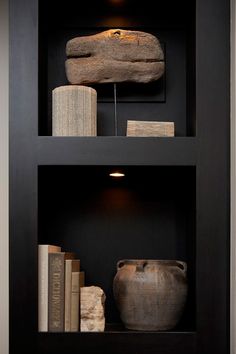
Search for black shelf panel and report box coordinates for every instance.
[103,323,195,332]
[38,331,196,354]
[37,137,197,166]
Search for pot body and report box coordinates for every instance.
[113,259,187,331]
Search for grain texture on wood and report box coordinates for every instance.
[80,286,106,332]
[127,120,175,137]
[52,85,97,136]
[65,29,164,84]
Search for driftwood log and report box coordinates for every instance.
[52,85,97,136]
[65,29,164,85]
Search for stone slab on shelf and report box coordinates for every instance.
[127,120,174,137]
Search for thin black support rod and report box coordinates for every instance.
[114,83,118,136]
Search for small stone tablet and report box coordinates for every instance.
[127,120,175,137]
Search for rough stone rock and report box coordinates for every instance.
[80,286,106,332]
[65,29,164,85]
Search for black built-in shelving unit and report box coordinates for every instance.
[10,0,230,353]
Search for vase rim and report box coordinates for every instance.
[118,259,186,264]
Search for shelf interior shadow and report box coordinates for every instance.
[38,165,196,331]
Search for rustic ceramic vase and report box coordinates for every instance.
[113,259,187,331]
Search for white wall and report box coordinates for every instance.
[0,0,9,353]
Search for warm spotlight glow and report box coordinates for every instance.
[109,172,125,177]
[108,0,125,6]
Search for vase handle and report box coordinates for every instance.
[175,261,187,274]
[136,261,148,272]
[117,260,126,271]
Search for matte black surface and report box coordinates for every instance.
[10,0,230,353]
[196,0,230,353]
[38,332,196,354]
[9,0,38,354]
[37,137,197,166]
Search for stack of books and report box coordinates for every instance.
[38,244,84,332]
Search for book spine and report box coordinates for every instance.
[64,260,72,332]
[71,271,84,332]
[71,272,79,332]
[38,245,48,332]
[48,253,65,332]
[79,271,85,331]
[65,260,80,331]
[38,245,61,332]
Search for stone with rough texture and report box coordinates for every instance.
[80,286,106,332]
[65,29,164,85]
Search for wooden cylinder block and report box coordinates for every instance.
[52,85,97,136]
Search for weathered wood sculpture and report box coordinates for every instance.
[66,29,165,85]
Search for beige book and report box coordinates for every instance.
[64,260,80,332]
[71,271,85,332]
[38,244,61,332]
[126,120,175,137]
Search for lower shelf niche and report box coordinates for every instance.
[38,165,196,332]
